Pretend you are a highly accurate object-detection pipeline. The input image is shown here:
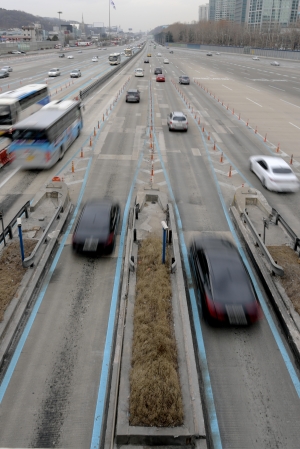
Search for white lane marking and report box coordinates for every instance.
[192,148,201,156]
[0,166,20,189]
[222,84,232,90]
[280,99,300,109]
[269,85,285,91]
[156,112,161,117]
[246,85,260,91]
[289,122,300,130]
[246,97,262,107]
[66,179,84,185]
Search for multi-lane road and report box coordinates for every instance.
[0,44,300,449]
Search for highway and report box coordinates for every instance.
[0,43,300,448]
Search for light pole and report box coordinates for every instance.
[57,11,62,48]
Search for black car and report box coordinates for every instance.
[126,89,140,103]
[59,53,65,58]
[179,75,190,85]
[0,69,9,78]
[144,59,149,63]
[72,200,120,255]
[189,233,261,325]
[154,67,162,75]
[206,52,213,56]
[169,50,174,54]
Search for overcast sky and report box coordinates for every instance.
[12,0,202,32]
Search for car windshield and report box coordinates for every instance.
[80,205,110,232]
[128,90,138,94]
[12,129,49,141]
[272,167,292,174]
[173,116,186,121]
[0,105,12,124]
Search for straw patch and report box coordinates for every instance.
[129,235,183,427]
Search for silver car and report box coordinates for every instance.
[167,111,188,132]
[48,68,61,77]
[70,69,81,78]
[2,66,12,72]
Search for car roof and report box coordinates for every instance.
[127,89,139,93]
[172,111,186,116]
[78,201,112,232]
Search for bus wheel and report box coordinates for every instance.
[59,146,64,160]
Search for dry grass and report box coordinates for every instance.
[129,235,184,427]
[268,245,300,315]
[0,239,36,322]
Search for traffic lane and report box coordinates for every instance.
[0,250,117,448]
[202,315,300,449]
[158,74,300,447]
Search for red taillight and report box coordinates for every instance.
[45,151,51,162]
[205,293,218,319]
[170,120,173,124]
[106,232,114,246]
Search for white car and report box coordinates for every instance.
[271,61,280,66]
[252,56,260,60]
[67,55,74,59]
[157,52,162,56]
[48,68,61,77]
[11,51,21,54]
[163,58,169,64]
[92,57,98,62]
[2,66,12,72]
[249,155,299,192]
[135,68,144,77]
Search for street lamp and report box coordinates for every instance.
[57,11,62,47]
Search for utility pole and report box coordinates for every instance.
[58,11,62,48]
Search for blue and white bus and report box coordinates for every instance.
[0,84,50,136]
[8,99,83,169]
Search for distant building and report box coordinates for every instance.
[22,24,43,42]
[199,3,209,21]
[246,0,299,29]
[209,0,236,21]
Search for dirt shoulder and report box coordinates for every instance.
[0,239,36,321]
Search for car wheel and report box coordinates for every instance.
[59,146,64,161]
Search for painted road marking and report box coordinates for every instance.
[246,97,263,107]
[192,148,201,156]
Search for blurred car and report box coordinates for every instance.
[252,56,260,60]
[67,55,74,59]
[163,58,169,64]
[0,69,9,78]
[215,52,220,55]
[169,50,174,54]
[156,74,165,82]
[179,75,190,85]
[157,52,162,56]
[167,111,188,132]
[103,48,107,50]
[207,52,213,56]
[135,68,144,77]
[121,51,125,55]
[154,67,162,74]
[189,233,261,325]
[144,58,149,63]
[271,61,280,66]
[126,89,140,103]
[2,66,12,72]
[78,50,82,53]
[58,53,65,58]
[147,53,152,57]
[70,69,81,78]
[92,57,98,62]
[249,155,299,192]
[72,200,120,255]
[11,51,21,54]
[48,68,61,77]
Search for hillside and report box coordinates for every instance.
[0,8,78,32]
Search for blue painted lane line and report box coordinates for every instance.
[90,137,146,449]
[152,130,223,449]
[187,106,300,398]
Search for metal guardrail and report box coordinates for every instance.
[272,207,300,253]
[22,201,63,268]
[242,209,284,276]
[0,201,30,246]
[80,49,141,101]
